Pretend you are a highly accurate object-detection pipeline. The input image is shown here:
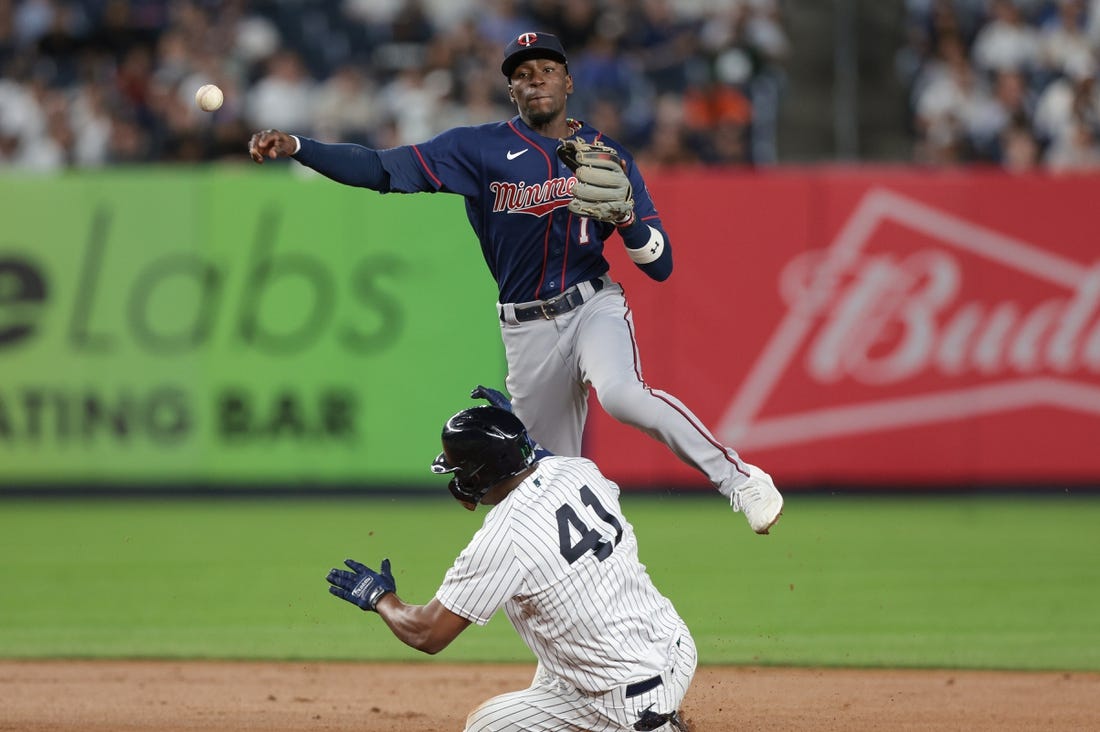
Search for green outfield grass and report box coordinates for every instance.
[0,493,1097,670]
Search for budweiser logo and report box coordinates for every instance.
[719,188,1100,450]
[490,177,574,217]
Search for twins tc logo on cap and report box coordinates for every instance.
[501,31,568,76]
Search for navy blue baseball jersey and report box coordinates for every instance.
[373,116,670,304]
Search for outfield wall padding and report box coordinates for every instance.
[3,167,1099,490]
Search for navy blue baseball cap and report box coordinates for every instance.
[501,32,568,77]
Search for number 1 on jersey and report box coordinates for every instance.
[555,485,624,564]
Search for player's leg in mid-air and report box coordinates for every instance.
[498,306,589,457]
[571,283,783,533]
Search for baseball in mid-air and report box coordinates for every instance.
[195,84,224,112]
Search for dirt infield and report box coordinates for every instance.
[1,660,1097,731]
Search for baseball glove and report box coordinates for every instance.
[557,137,635,225]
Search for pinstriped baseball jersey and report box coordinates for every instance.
[435,455,685,694]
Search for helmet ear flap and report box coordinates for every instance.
[446,478,478,511]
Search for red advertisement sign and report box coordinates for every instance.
[587,168,1100,488]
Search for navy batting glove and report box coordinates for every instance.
[326,558,396,612]
[471,385,513,412]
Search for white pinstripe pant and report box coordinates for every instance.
[464,630,697,732]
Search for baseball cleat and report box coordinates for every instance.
[730,465,783,534]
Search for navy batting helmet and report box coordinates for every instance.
[430,406,536,506]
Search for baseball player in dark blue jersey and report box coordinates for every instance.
[249,31,782,534]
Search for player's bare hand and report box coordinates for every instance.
[248,129,296,163]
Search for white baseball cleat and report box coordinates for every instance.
[729,464,783,534]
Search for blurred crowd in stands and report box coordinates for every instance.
[900,0,1100,171]
[5,0,1100,173]
[0,0,788,172]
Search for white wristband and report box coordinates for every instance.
[626,226,665,264]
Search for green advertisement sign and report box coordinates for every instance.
[0,169,504,487]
